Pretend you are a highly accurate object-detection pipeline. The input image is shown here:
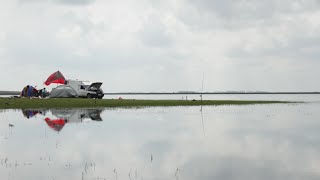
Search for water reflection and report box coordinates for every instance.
[22,109,45,119]
[1,102,320,180]
[50,109,103,122]
[21,108,104,131]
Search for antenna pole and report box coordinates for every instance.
[201,73,204,104]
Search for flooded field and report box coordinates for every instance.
[105,93,320,102]
[1,95,320,179]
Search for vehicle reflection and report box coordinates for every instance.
[21,109,104,132]
[50,109,103,122]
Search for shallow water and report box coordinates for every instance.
[0,98,320,179]
[105,94,320,102]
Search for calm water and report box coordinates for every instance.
[105,94,320,102]
[0,95,320,179]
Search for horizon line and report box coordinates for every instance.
[1,91,320,96]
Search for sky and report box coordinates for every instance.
[0,0,319,92]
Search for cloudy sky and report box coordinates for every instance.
[0,0,319,92]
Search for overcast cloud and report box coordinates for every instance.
[0,0,319,92]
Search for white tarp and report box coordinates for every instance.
[49,85,78,98]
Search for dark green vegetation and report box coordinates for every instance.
[0,97,294,109]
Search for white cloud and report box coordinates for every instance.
[0,0,319,92]
[19,0,96,6]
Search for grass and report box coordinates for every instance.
[0,97,294,109]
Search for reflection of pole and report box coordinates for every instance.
[201,106,205,136]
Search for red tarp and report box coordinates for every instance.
[44,71,66,86]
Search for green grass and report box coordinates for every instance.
[0,97,294,109]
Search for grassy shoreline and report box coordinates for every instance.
[0,97,294,109]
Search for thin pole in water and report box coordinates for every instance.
[200,72,205,136]
[201,72,204,105]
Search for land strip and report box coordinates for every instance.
[0,97,292,109]
[1,91,319,96]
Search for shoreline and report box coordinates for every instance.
[0,97,294,109]
[1,91,320,96]
[0,91,20,96]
